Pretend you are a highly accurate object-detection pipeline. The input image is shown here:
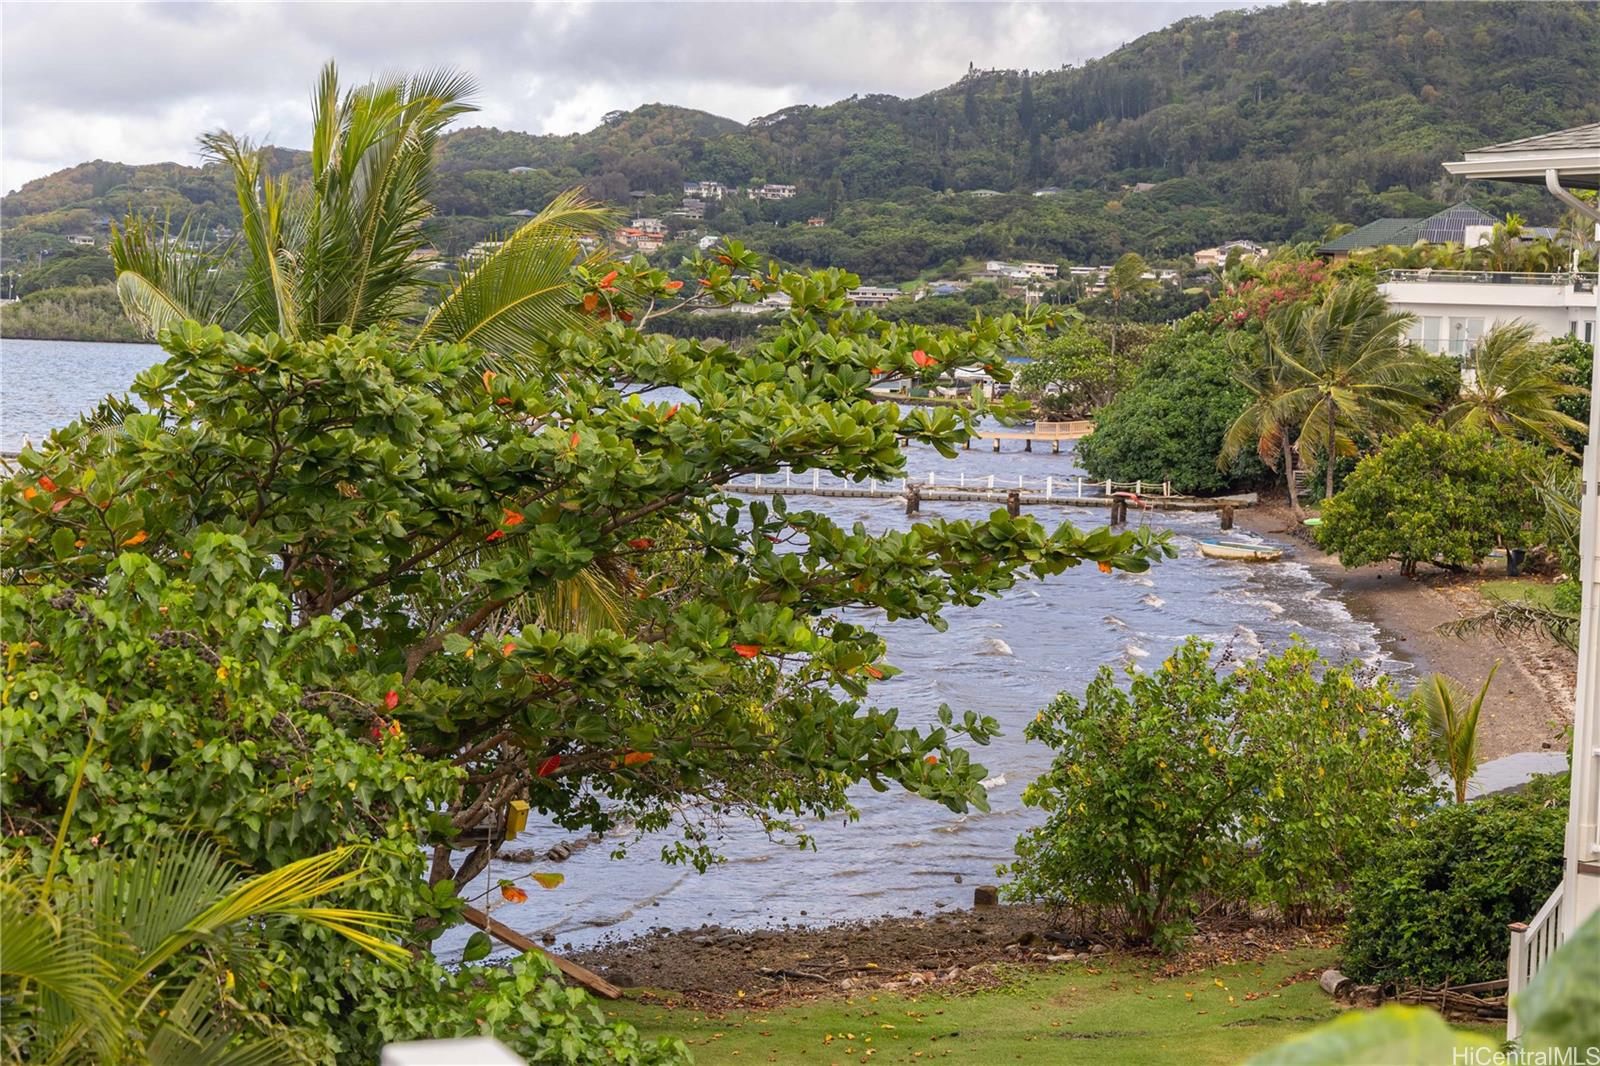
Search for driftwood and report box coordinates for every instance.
[459,905,622,1000]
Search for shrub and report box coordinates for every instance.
[1074,325,1269,495]
[1341,773,1568,987]
[1006,638,1433,949]
[1317,424,1547,577]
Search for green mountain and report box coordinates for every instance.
[5,1,1597,286]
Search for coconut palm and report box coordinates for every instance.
[1444,321,1587,452]
[1274,283,1430,499]
[110,62,610,369]
[1219,326,1309,518]
[1415,664,1496,804]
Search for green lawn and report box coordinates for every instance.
[1480,577,1563,609]
[606,948,1352,1065]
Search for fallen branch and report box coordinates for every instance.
[459,904,622,1000]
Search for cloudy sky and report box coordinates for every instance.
[2,1,1255,194]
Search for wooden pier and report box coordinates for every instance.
[720,473,1254,514]
[896,420,1095,453]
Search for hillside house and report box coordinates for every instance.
[683,180,726,200]
[676,199,706,220]
[67,234,96,247]
[1315,202,1497,257]
[749,183,796,201]
[806,217,826,227]
[1193,240,1266,268]
[848,285,902,308]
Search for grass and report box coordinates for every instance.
[606,948,1353,1065]
[1479,577,1563,610]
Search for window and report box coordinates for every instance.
[1586,320,1595,345]
[1420,317,1442,353]
[1448,317,1483,357]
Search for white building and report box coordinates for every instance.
[1377,270,1598,355]
[1442,122,1600,1041]
[749,183,796,201]
[1018,261,1059,279]
[683,180,726,200]
[67,235,96,247]
[630,217,664,232]
[1193,240,1266,268]
[847,285,902,308]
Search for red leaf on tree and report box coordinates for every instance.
[628,537,654,550]
[717,254,734,265]
[234,364,258,374]
[925,754,939,765]
[912,349,936,368]
[503,641,516,657]
[599,270,618,290]
[120,530,148,546]
[622,751,656,766]
[482,370,497,393]
[388,720,402,737]
[485,529,506,543]
[732,644,761,659]
[697,278,711,287]
[582,292,599,312]
[502,508,525,527]
[663,404,680,420]
[619,310,634,323]
[570,431,581,449]
[1097,561,1113,574]
[865,665,884,680]
[537,755,562,777]
[501,884,529,904]
[51,498,72,514]
[496,397,513,406]
[384,690,399,710]
[37,476,57,493]
[22,487,36,500]
[665,280,683,291]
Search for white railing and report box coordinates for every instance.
[1507,882,1564,1041]
[1382,269,1597,287]
[727,469,1179,500]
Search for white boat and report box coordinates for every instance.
[1198,539,1284,562]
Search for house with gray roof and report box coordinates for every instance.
[1315,202,1497,257]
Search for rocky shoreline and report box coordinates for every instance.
[570,901,1338,1007]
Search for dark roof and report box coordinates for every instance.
[1316,203,1497,255]
[1469,124,1600,155]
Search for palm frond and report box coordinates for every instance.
[1437,601,1580,652]
[417,190,614,368]
[108,214,226,336]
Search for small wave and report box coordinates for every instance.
[980,773,1007,790]
[1140,593,1165,609]
[1103,614,1128,629]
[978,637,1015,657]
[1123,642,1149,659]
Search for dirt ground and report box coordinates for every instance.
[571,904,1337,1007]
[1235,501,1576,760]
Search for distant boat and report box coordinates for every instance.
[1199,539,1284,562]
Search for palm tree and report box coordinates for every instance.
[111,63,610,369]
[1274,283,1430,499]
[1103,252,1156,360]
[1444,321,1587,452]
[1416,664,1497,804]
[1219,326,1308,518]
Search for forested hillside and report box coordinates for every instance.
[5,1,1597,293]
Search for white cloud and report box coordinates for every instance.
[1,1,1256,193]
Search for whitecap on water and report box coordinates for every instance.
[977,637,1014,657]
[1103,614,1128,629]
[1123,642,1149,659]
[980,773,1007,791]
[1140,593,1165,609]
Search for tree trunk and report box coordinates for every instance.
[1281,435,1304,520]
[1324,399,1337,500]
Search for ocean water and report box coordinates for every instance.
[0,338,1397,957]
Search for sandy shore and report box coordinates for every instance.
[1234,501,1575,759]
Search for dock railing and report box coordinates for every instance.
[725,469,1177,501]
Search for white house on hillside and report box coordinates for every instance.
[1378,269,1598,354]
[1442,122,1600,1041]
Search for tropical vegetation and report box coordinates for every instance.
[1316,424,1547,576]
[1340,772,1568,987]
[1444,321,1588,452]
[1006,638,1434,949]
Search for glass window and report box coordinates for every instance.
[1421,317,1442,352]
[1586,321,1595,345]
